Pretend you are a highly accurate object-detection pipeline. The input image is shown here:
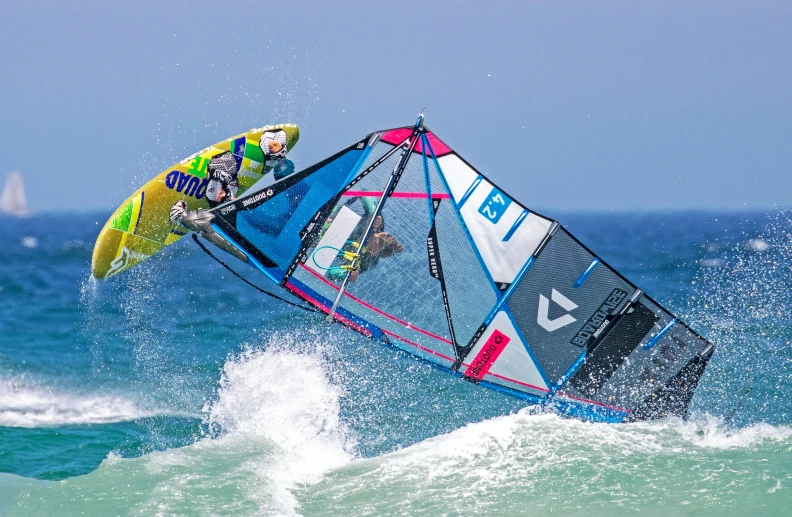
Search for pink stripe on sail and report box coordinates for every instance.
[382,329,455,362]
[342,191,450,199]
[285,282,373,338]
[463,330,510,380]
[293,269,628,413]
[485,371,548,393]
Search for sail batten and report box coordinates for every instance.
[207,120,715,423]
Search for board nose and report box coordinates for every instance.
[280,124,300,150]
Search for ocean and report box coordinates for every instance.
[1,210,791,516]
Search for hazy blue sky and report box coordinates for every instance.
[1,1,790,212]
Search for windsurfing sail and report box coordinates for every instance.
[198,116,714,423]
[1,171,28,216]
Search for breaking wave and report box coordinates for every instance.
[2,337,355,516]
[5,341,792,516]
[196,343,355,514]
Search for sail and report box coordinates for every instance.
[208,120,714,423]
[0,171,28,216]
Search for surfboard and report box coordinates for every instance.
[92,124,300,279]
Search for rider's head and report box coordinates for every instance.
[272,159,295,181]
[260,130,288,161]
[267,140,283,155]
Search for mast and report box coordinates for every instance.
[326,114,424,323]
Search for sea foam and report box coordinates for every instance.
[0,379,162,428]
[122,340,355,516]
[1,340,355,516]
[295,409,792,516]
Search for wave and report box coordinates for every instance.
[196,343,355,514]
[296,409,792,516]
[3,336,355,516]
[0,379,166,428]
[5,355,792,515]
[7,331,792,515]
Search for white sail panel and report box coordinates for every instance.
[463,310,548,392]
[436,155,551,285]
[436,154,479,200]
[306,206,361,276]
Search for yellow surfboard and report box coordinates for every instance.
[92,124,300,279]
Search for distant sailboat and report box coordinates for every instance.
[0,171,29,216]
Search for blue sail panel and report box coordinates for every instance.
[211,141,370,281]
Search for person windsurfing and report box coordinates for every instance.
[170,129,293,221]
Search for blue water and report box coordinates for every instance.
[1,210,791,515]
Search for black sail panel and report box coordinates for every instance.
[506,229,635,383]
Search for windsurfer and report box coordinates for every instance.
[205,129,291,208]
[169,130,293,221]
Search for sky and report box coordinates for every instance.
[1,1,790,212]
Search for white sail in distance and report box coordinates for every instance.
[1,171,29,216]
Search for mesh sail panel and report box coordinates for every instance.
[292,264,458,364]
[293,137,459,363]
[296,266,457,364]
[390,149,443,194]
[432,188,497,348]
[392,144,447,195]
[342,195,452,342]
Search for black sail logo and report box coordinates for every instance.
[570,288,628,348]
